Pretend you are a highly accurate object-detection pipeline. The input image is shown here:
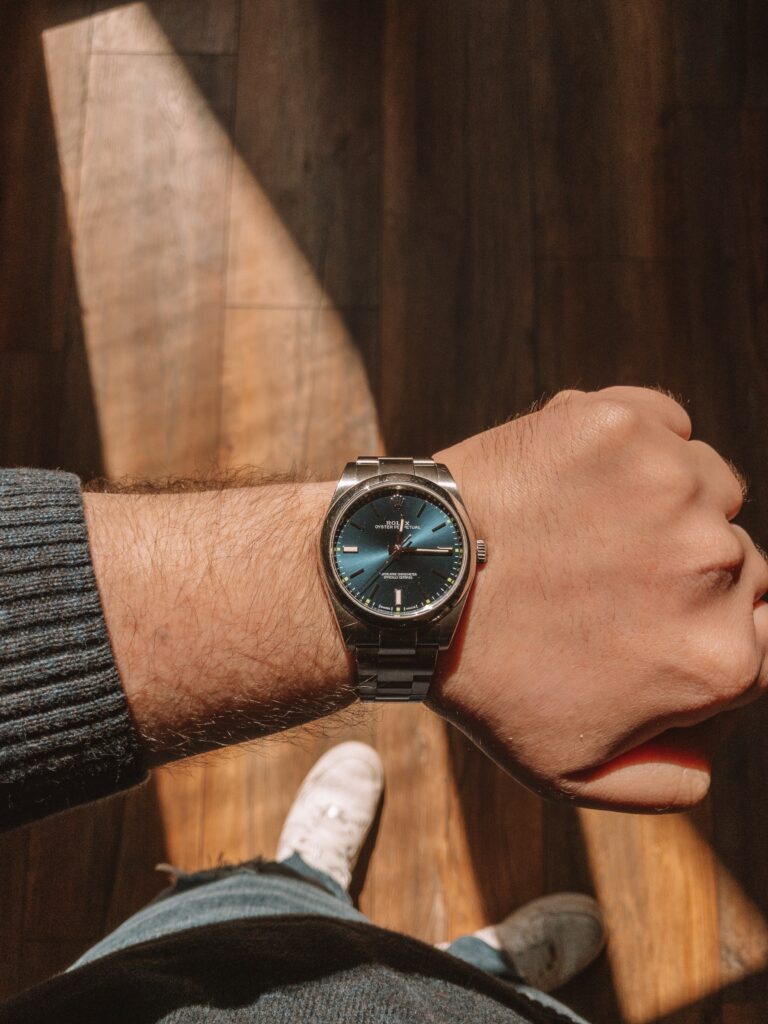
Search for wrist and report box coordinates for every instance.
[426,439,494,716]
[84,480,354,766]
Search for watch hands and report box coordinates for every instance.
[402,547,454,555]
[395,517,405,546]
[363,537,413,592]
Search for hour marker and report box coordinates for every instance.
[432,569,449,581]
[432,522,447,532]
[349,520,363,531]
[342,546,359,553]
[416,502,427,517]
[348,568,364,580]
[395,588,402,606]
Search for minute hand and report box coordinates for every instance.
[402,546,454,555]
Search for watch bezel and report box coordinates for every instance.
[320,473,477,627]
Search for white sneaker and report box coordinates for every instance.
[479,892,605,992]
[276,742,384,892]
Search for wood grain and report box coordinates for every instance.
[382,0,535,455]
[75,50,234,477]
[529,0,675,260]
[220,307,381,478]
[227,0,381,309]
[92,0,239,56]
[2,2,768,1021]
[579,809,721,1024]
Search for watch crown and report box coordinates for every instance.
[476,539,487,564]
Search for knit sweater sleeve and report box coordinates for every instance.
[0,469,147,831]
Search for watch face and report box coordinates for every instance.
[331,486,467,619]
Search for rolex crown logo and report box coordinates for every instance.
[391,494,405,510]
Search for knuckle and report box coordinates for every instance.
[584,397,643,439]
[651,450,698,496]
[699,528,746,582]
[688,633,759,704]
[716,533,747,572]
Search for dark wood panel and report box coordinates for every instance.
[0,2,91,355]
[0,829,28,999]
[228,0,381,310]
[535,259,690,392]
[382,0,535,455]
[529,0,675,260]
[670,0,768,109]
[92,0,239,55]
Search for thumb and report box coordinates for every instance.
[562,723,727,812]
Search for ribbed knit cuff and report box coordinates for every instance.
[0,469,147,830]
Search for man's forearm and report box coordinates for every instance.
[83,480,355,766]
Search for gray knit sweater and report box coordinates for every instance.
[0,470,570,1024]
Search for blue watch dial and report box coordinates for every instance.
[333,488,466,618]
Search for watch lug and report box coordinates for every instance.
[331,461,361,503]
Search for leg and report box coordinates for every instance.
[71,742,383,968]
[443,893,605,1024]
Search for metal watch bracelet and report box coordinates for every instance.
[348,457,452,703]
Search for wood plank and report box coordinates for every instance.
[670,0,768,109]
[24,799,125,942]
[0,1,91,355]
[535,259,689,393]
[227,0,381,311]
[529,0,675,260]
[544,803,622,1023]
[3,0,768,1017]
[579,809,721,1024]
[378,0,543,951]
[382,0,535,454]
[91,0,239,56]
[75,51,235,477]
[220,307,382,479]
[0,828,29,999]
[19,941,92,993]
[102,786,171,936]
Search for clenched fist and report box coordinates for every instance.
[431,387,768,811]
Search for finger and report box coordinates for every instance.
[561,724,721,812]
[733,525,768,600]
[596,385,693,440]
[687,440,746,519]
[752,597,768,692]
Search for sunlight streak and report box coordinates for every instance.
[580,808,768,1022]
[43,3,382,480]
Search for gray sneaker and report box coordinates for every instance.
[478,892,606,992]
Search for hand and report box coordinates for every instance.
[430,386,768,811]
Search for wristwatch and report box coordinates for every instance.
[320,457,487,702]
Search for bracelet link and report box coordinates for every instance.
[353,457,439,702]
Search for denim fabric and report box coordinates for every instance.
[446,934,520,981]
[70,855,592,1023]
[444,937,591,1024]
[71,854,365,968]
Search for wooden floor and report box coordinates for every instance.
[1,2,768,1020]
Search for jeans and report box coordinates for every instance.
[71,856,591,1024]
